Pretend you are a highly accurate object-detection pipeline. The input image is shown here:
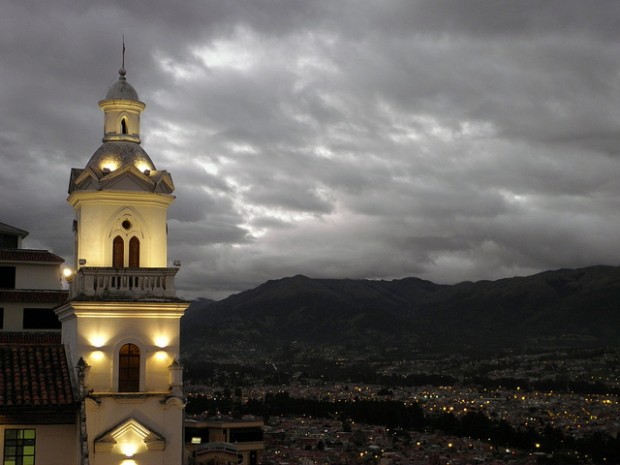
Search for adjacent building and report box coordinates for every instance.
[185,417,264,465]
[0,222,67,331]
[0,223,76,465]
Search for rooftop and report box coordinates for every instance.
[0,222,28,239]
[0,290,68,304]
[0,249,65,263]
[0,343,76,408]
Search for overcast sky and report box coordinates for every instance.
[3,1,620,300]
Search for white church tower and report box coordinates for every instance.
[56,64,189,465]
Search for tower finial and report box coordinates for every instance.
[119,35,127,81]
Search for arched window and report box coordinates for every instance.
[113,236,124,268]
[118,343,140,392]
[128,237,140,267]
[120,118,128,135]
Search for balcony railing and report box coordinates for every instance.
[70,267,179,299]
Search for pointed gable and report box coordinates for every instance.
[94,417,166,455]
[69,167,101,193]
[150,170,175,194]
[98,164,157,192]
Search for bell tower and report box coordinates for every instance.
[56,64,189,465]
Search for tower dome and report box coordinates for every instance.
[105,68,140,100]
[68,66,175,195]
[84,141,156,174]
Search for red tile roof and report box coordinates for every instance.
[0,344,76,407]
[0,332,61,345]
[0,249,65,263]
[0,290,68,304]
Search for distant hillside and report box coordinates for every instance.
[180,266,620,359]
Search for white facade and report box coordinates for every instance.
[0,231,67,331]
[70,190,173,269]
[13,262,62,290]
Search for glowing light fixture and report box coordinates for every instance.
[120,443,138,458]
[136,162,151,174]
[90,335,106,348]
[155,351,168,362]
[91,350,104,362]
[101,160,119,172]
[154,336,169,348]
[62,267,74,283]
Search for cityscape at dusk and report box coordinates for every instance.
[1,1,620,465]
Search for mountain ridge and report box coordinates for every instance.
[181,265,620,359]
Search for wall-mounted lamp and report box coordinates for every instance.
[62,267,75,283]
[90,335,105,348]
[173,260,181,267]
[120,443,138,458]
[78,258,87,266]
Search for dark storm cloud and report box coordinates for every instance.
[3,0,620,299]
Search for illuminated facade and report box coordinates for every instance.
[55,67,189,465]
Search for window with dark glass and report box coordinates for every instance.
[128,237,140,267]
[0,267,16,289]
[3,428,35,465]
[113,236,124,268]
[0,234,18,249]
[121,118,128,134]
[118,343,140,392]
[229,428,263,443]
[23,308,61,330]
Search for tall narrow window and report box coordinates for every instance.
[4,429,36,465]
[120,118,128,134]
[128,237,140,268]
[0,267,16,289]
[118,343,140,392]
[113,236,124,268]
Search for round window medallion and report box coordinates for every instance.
[122,220,132,230]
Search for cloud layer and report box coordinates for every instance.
[3,1,620,299]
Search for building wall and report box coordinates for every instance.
[0,423,79,465]
[1,302,59,331]
[63,305,181,392]
[70,191,173,269]
[15,263,61,289]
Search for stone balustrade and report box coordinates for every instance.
[70,267,179,299]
